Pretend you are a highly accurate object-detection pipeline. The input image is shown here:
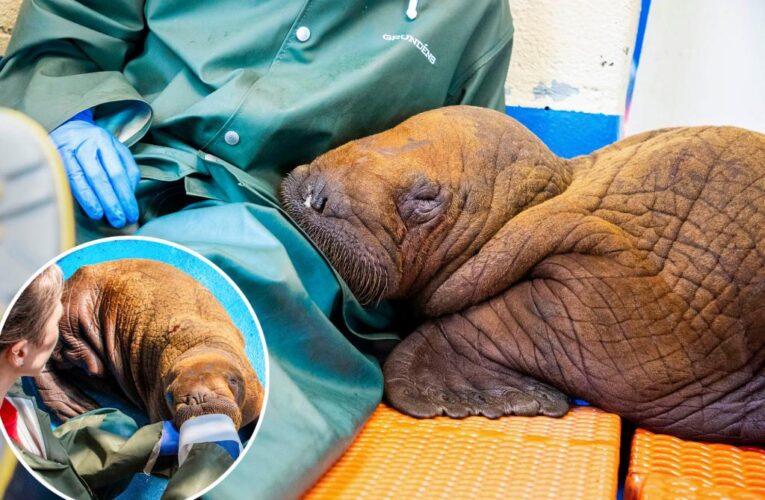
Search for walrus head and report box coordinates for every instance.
[163,349,263,429]
[281,106,570,312]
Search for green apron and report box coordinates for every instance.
[6,388,233,499]
[0,1,513,498]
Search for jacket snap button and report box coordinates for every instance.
[296,26,311,42]
[224,130,240,146]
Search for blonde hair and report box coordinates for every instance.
[0,265,64,349]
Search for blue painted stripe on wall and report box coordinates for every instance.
[626,0,652,115]
[505,106,621,158]
[633,0,652,71]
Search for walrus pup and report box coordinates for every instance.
[282,106,765,444]
[35,259,264,429]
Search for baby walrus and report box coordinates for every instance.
[35,259,264,429]
[282,105,765,445]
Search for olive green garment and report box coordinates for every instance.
[161,443,233,500]
[6,389,230,500]
[8,394,98,500]
[0,1,513,499]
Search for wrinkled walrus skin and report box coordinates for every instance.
[35,259,264,429]
[282,106,765,444]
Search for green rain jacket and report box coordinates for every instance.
[4,388,233,500]
[0,1,513,498]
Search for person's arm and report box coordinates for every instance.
[0,0,151,226]
[161,443,235,500]
[448,40,513,112]
[52,409,164,490]
[54,410,237,495]
[0,0,151,144]
[445,0,514,112]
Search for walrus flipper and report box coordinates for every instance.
[383,317,569,419]
[34,367,99,421]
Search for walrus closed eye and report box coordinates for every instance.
[282,105,765,445]
[35,259,264,429]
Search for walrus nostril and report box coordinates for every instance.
[303,182,328,214]
[311,193,328,213]
[184,390,209,405]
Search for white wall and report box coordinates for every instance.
[0,0,21,54]
[626,0,765,134]
[505,0,641,116]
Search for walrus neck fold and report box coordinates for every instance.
[405,142,574,316]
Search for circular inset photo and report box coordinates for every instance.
[0,236,269,500]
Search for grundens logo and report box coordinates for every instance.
[383,34,437,65]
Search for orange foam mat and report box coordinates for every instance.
[306,404,621,500]
[626,429,765,500]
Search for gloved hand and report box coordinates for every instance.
[49,109,140,228]
[159,420,180,456]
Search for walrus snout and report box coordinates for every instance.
[170,382,243,428]
[301,176,329,214]
[173,397,243,429]
[282,165,336,217]
[180,386,219,406]
[164,351,261,429]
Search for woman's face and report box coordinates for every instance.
[21,301,62,377]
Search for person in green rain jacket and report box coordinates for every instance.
[0,1,514,498]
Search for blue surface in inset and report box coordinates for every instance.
[48,237,267,500]
[56,238,266,384]
[505,106,621,158]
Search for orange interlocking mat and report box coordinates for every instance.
[626,429,765,500]
[306,404,621,500]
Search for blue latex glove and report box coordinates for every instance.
[49,109,140,228]
[159,420,180,456]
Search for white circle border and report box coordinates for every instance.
[0,235,271,500]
